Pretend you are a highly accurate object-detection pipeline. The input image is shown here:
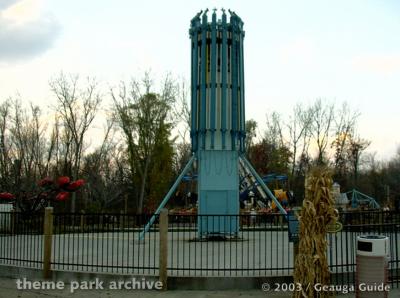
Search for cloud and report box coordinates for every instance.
[352,55,400,75]
[0,0,19,10]
[0,0,61,63]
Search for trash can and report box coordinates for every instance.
[356,235,390,298]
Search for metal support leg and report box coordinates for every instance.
[138,155,196,240]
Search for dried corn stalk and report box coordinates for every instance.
[292,167,338,298]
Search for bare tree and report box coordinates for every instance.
[310,98,335,165]
[0,99,11,189]
[49,73,101,212]
[6,100,50,189]
[286,103,313,178]
[265,111,284,148]
[331,102,360,175]
[0,98,70,212]
[174,78,191,142]
[245,119,258,155]
[81,117,125,211]
[172,78,191,174]
[111,73,178,213]
[347,135,370,187]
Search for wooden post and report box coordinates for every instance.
[159,208,168,290]
[43,207,53,279]
[80,210,85,233]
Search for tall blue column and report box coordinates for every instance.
[189,9,246,237]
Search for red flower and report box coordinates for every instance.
[66,179,85,191]
[55,191,70,201]
[0,192,15,200]
[57,176,70,187]
[38,177,53,187]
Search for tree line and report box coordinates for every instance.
[246,100,399,208]
[0,72,398,213]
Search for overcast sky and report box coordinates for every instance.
[0,0,399,160]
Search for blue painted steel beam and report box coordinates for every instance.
[239,22,245,153]
[200,10,208,149]
[190,32,196,151]
[190,13,201,152]
[139,155,196,240]
[192,29,199,152]
[239,155,288,216]
[230,14,238,150]
[210,10,217,149]
[221,10,227,149]
[346,189,380,209]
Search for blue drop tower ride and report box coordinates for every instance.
[139,9,286,240]
[190,9,244,236]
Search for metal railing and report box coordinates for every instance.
[328,211,400,288]
[0,211,43,268]
[52,213,159,275]
[168,213,292,276]
[0,210,399,287]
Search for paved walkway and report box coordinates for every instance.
[0,277,399,298]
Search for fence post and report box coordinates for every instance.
[100,212,104,230]
[293,241,299,267]
[120,210,124,230]
[159,208,168,290]
[80,210,85,233]
[43,207,54,279]
[10,209,16,234]
[124,193,128,214]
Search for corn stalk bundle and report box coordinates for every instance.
[293,167,338,298]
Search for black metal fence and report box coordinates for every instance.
[0,210,399,288]
[0,211,43,268]
[328,211,400,288]
[52,213,159,275]
[168,214,292,276]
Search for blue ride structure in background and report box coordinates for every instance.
[139,9,286,240]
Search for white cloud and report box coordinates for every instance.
[0,0,60,63]
[0,0,19,10]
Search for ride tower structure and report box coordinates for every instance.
[139,9,287,241]
[189,9,245,237]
